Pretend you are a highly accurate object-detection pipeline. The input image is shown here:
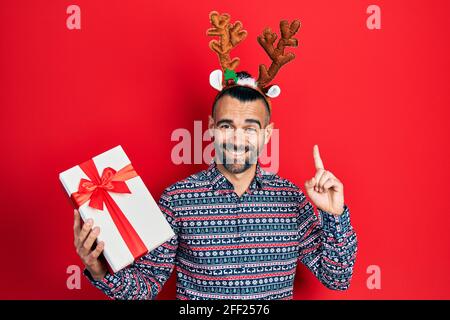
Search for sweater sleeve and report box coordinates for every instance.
[83,189,179,300]
[297,190,358,290]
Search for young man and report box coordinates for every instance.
[73,12,358,300]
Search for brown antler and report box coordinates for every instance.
[207,11,248,72]
[256,19,301,88]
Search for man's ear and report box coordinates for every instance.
[208,115,215,138]
[263,122,275,145]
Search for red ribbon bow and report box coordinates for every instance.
[71,159,147,262]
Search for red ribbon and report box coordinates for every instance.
[71,159,147,261]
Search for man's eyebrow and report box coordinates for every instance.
[215,118,262,128]
[245,119,262,128]
[216,119,234,126]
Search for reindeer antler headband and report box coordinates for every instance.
[207,11,301,111]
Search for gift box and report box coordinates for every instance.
[59,145,175,273]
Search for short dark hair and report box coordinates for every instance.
[212,71,271,126]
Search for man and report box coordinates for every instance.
[73,71,358,299]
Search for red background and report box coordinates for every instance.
[1,0,449,299]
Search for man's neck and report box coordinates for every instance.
[215,161,257,197]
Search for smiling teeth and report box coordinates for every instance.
[228,150,246,156]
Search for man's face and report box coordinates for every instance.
[208,95,274,174]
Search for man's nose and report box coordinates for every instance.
[232,128,246,145]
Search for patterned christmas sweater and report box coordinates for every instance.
[84,159,358,300]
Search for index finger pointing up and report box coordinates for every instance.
[313,144,325,170]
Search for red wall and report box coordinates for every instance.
[1,0,449,299]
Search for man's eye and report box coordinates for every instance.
[245,127,258,133]
[220,124,231,129]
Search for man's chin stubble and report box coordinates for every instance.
[221,154,258,174]
[223,162,252,174]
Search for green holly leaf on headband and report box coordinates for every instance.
[224,69,238,83]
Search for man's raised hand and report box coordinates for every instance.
[304,145,345,216]
[73,209,107,280]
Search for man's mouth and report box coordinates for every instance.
[225,149,247,157]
